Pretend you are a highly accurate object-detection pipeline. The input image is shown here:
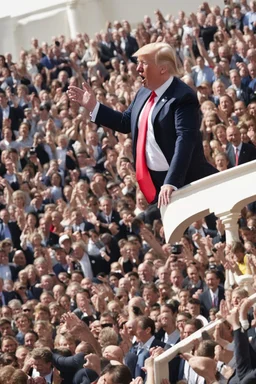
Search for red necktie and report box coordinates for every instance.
[235,147,239,166]
[136,91,157,203]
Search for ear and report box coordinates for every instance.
[160,66,167,75]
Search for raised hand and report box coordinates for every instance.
[67,82,97,112]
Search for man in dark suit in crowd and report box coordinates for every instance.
[97,196,121,234]
[68,42,217,208]
[187,218,225,247]
[199,269,225,319]
[0,277,18,306]
[125,316,166,380]
[226,125,256,167]
[0,90,24,133]
[0,208,21,250]
[119,28,139,62]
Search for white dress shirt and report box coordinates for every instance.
[137,335,155,354]
[209,288,219,307]
[164,328,180,346]
[232,142,242,160]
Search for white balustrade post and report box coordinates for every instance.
[218,212,241,245]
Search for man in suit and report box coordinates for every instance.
[68,42,217,208]
[125,316,166,379]
[187,218,225,247]
[119,29,139,62]
[199,269,225,319]
[97,196,121,234]
[0,90,24,133]
[226,125,256,167]
[0,277,17,306]
[0,209,21,250]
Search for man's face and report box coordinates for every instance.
[2,338,17,353]
[206,273,219,291]
[136,323,150,343]
[24,333,37,349]
[161,312,173,329]
[0,252,8,265]
[183,324,197,338]
[136,54,163,90]
[143,288,158,306]
[187,267,199,283]
[100,199,112,215]
[226,127,241,146]
[0,210,9,223]
[138,265,152,282]
[0,322,12,336]
[219,96,233,115]
[170,271,183,287]
[188,303,200,317]
[32,358,52,376]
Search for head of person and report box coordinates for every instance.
[24,331,38,350]
[231,241,245,263]
[102,345,124,363]
[183,318,203,339]
[226,126,241,147]
[138,262,154,283]
[215,152,229,171]
[187,298,201,317]
[133,42,180,90]
[231,287,248,307]
[30,347,53,376]
[142,283,159,307]
[98,364,132,384]
[136,316,155,344]
[205,270,220,292]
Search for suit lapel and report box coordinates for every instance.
[131,89,151,133]
[239,143,246,164]
[151,77,178,125]
[227,144,235,167]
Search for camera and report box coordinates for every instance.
[171,244,183,255]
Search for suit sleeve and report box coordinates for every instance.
[52,352,85,372]
[94,95,138,134]
[234,328,252,381]
[163,94,201,187]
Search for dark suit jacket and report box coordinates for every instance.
[0,105,24,132]
[125,337,166,379]
[123,35,139,62]
[1,290,18,305]
[73,368,99,384]
[199,285,225,319]
[97,210,121,234]
[94,77,217,194]
[226,142,256,168]
[52,352,87,384]
[228,329,256,384]
[0,221,21,250]
[187,225,225,245]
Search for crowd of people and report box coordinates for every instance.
[1,0,256,383]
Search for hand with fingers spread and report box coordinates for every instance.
[67,82,97,112]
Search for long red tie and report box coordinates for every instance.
[136,91,157,203]
[235,147,239,166]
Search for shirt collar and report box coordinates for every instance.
[210,287,219,297]
[233,142,242,152]
[140,335,155,350]
[154,76,174,99]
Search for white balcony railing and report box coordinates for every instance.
[160,160,256,245]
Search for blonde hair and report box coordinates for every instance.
[133,42,181,76]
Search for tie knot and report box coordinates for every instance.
[150,91,157,100]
